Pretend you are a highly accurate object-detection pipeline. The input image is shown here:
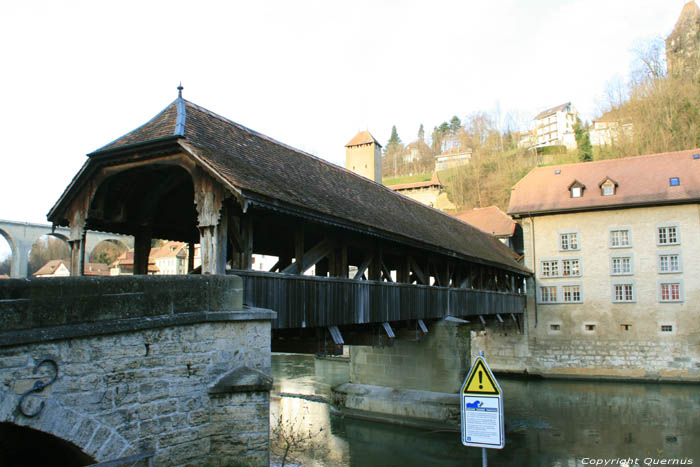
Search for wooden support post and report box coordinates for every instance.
[187,242,195,273]
[368,250,381,281]
[228,215,243,269]
[354,252,373,280]
[339,243,348,278]
[134,228,152,275]
[397,257,410,283]
[240,214,253,270]
[68,232,86,277]
[194,170,227,274]
[295,228,304,275]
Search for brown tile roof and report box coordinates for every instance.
[508,149,700,215]
[345,131,381,148]
[34,260,110,276]
[534,102,572,120]
[33,259,69,276]
[453,206,516,237]
[387,172,444,191]
[54,96,528,274]
[150,241,188,260]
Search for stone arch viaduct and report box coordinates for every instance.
[0,219,133,278]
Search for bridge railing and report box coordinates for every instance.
[229,269,525,329]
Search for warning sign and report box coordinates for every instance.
[461,357,500,395]
[460,356,505,449]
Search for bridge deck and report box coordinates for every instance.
[231,270,525,329]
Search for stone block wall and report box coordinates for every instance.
[350,320,471,393]
[0,275,275,466]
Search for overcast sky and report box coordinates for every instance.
[0,0,689,258]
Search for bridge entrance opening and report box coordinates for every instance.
[0,422,95,466]
[28,234,71,277]
[0,232,11,277]
[88,164,198,244]
[88,238,130,274]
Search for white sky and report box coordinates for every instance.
[0,0,688,258]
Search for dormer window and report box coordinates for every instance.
[598,177,618,196]
[568,180,585,198]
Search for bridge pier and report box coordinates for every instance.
[332,319,474,427]
[0,275,275,466]
[9,238,32,279]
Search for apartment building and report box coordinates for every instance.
[533,102,578,149]
[505,149,700,380]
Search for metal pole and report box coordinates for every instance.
[480,350,487,467]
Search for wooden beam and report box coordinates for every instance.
[368,251,381,281]
[354,252,373,280]
[295,227,304,275]
[408,256,426,285]
[282,238,336,275]
[381,261,393,283]
[188,242,195,273]
[134,228,152,275]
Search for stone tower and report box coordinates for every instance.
[345,131,383,184]
[666,1,700,81]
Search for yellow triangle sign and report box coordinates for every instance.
[462,357,500,395]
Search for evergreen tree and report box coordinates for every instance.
[574,119,593,162]
[418,124,425,142]
[386,125,402,152]
[449,116,462,134]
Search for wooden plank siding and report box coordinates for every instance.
[230,269,525,329]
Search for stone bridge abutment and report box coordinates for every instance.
[0,275,275,466]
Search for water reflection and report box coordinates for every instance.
[271,354,700,466]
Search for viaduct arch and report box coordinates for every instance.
[0,219,133,278]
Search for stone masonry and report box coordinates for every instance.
[0,275,275,466]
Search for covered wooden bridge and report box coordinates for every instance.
[48,87,530,352]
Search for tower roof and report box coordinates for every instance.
[345,131,382,148]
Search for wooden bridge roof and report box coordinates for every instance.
[50,95,529,274]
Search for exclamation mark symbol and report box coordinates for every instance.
[478,371,483,390]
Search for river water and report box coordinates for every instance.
[270,353,700,467]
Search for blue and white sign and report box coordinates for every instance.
[460,356,505,449]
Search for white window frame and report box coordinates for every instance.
[608,227,631,248]
[561,258,581,277]
[612,280,635,303]
[610,254,633,276]
[540,259,559,277]
[559,230,580,251]
[658,280,683,303]
[539,285,557,304]
[561,284,583,303]
[657,251,682,274]
[656,223,680,246]
[571,186,582,198]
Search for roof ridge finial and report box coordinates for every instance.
[177,82,184,99]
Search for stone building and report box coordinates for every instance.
[485,149,700,381]
[666,1,700,81]
[345,130,382,183]
[385,172,455,210]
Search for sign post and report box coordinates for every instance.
[460,353,504,465]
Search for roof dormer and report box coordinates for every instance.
[598,177,618,196]
[568,180,585,198]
